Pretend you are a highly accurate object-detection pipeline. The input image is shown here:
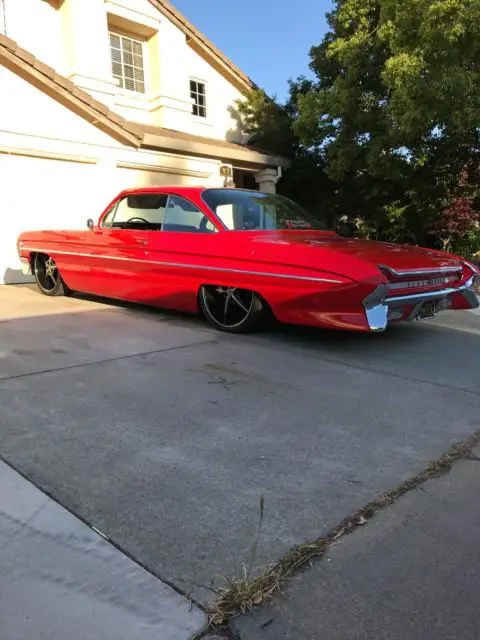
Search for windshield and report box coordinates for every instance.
[202,189,326,231]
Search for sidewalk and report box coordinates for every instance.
[0,461,206,640]
[234,444,480,639]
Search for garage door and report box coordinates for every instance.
[0,154,104,284]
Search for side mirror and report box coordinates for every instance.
[87,218,94,229]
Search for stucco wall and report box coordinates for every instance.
[183,45,247,143]
[3,0,249,139]
[4,0,64,72]
[0,66,117,146]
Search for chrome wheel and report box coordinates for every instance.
[199,285,267,333]
[202,286,254,328]
[36,255,59,292]
[34,254,68,296]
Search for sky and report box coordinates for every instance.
[172,0,334,101]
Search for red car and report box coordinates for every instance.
[17,186,479,333]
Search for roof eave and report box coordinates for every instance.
[140,132,290,169]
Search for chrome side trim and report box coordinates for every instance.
[363,277,479,331]
[464,260,480,275]
[378,264,462,277]
[21,247,343,285]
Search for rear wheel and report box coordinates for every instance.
[34,254,69,297]
[199,285,267,333]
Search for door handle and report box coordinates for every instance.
[136,239,149,246]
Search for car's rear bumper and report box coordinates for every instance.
[363,275,480,332]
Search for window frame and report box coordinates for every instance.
[0,0,6,36]
[201,188,327,231]
[190,78,207,118]
[100,202,119,229]
[101,194,168,230]
[162,194,219,234]
[109,31,146,94]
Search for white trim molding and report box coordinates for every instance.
[116,159,210,178]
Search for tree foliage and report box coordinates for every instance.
[237,80,341,225]
[238,0,480,252]
[432,197,480,252]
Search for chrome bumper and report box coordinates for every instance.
[363,276,480,332]
[20,257,32,275]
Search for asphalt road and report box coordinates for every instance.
[1,285,480,613]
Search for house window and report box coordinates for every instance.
[109,32,145,93]
[0,0,6,35]
[190,79,207,118]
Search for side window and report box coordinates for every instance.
[103,194,167,230]
[163,195,217,233]
[101,203,119,228]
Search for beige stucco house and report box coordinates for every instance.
[0,0,287,284]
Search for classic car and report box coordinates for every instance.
[17,186,479,333]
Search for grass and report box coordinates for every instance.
[208,430,480,627]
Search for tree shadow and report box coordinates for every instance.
[225,104,252,145]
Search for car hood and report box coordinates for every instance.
[250,231,463,273]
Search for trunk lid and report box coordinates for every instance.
[251,231,463,273]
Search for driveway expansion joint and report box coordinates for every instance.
[0,338,218,383]
[207,429,480,629]
[0,454,209,619]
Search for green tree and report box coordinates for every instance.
[239,0,480,249]
[295,0,480,241]
[237,80,342,226]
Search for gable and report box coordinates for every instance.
[148,0,253,93]
[184,46,247,143]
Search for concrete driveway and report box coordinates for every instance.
[1,284,480,608]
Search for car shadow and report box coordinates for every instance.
[67,287,475,348]
[63,288,480,395]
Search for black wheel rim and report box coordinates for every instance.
[36,255,59,292]
[202,286,254,328]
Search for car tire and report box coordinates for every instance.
[199,285,267,333]
[34,253,70,297]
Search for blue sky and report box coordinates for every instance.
[172,0,334,101]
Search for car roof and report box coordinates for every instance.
[115,186,266,198]
[116,186,207,198]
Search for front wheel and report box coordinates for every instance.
[199,285,267,333]
[34,254,69,297]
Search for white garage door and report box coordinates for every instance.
[0,154,104,284]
